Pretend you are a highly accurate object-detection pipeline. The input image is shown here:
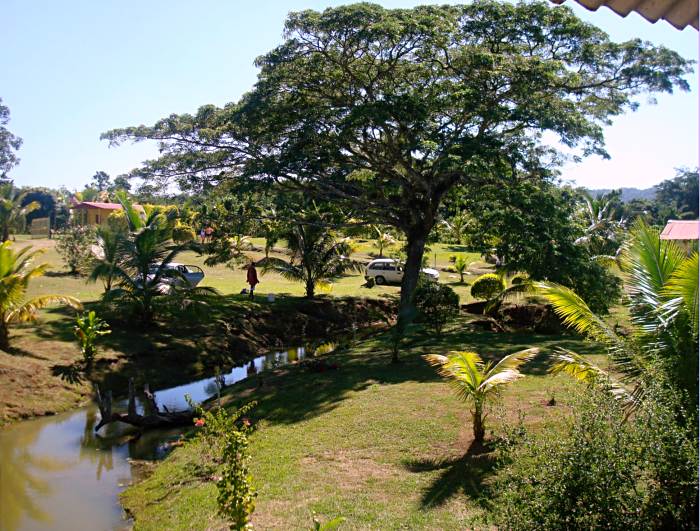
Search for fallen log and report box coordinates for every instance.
[94,379,195,432]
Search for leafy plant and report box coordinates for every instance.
[264,211,363,298]
[217,428,257,530]
[414,281,459,335]
[312,514,346,530]
[454,256,468,283]
[73,310,110,368]
[470,273,506,301]
[104,193,218,324]
[495,385,698,530]
[539,220,698,410]
[88,227,121,292]
[172,222,195,243]
[371,225,397,257]
[0,242,82,348]
[423,348,538,444]
[55,225,96,275]
[0,183,39,241]
[188,399,258,530]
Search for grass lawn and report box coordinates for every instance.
[121,315,598,530]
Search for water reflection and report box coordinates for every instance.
[0,347,307,530]
[0,422,68,530]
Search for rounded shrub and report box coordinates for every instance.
[414,280,459,335]
[172,223,196,243]
[470,273,506,300]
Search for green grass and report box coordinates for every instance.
[121,316,598,530]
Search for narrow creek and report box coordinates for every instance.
[0,347,308,531]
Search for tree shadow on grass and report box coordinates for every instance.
[403,440,498,509]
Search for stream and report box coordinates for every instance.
[0,347,307,531]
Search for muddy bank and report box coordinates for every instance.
[0,296,394,425]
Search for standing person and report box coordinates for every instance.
[199,228,206,244]
[204,226,214,242]
[246,261,259,299]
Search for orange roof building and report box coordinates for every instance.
[660,220,699,240]
[71,201,144,226]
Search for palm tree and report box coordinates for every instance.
[0,242,82,349]
[89,227,121,292]
[440,211,473,245]
[454,255,468,283]
[575,191,626,259]
[371,225,397,257]
[423,348,538,444]
[264,221,363,298]
[539,219,698,410]
[0,184,40,241]
[104,193,217,323]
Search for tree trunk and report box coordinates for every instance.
[472,405,485,444]
[94,380,195,432]
[305,279,315,299]
[392,229,428,363]
[0,319,9,350]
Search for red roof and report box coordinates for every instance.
[72,201,123,210]
[660,220,699,240]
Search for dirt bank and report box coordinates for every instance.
[0,296,394,425]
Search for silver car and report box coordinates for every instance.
[364,258,439,285]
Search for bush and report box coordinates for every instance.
[470,273,505,301]
[188,399,258,528]
[414,280,459,334]
[172,222,196,243]
[73,311,110,368]
[55,225,96,275]
[495,385,698,530]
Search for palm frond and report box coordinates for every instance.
[6,295,82,323]
[661,251,698,337]
[537,281,619,346]
[549,348,635,406]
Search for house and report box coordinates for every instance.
[71,201,145,226]
[660,219,699,240]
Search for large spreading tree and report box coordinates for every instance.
[104,1,692,340]
[0,98,22,181]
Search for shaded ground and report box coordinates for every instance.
[0,295,393,425]
[120,316,598,530]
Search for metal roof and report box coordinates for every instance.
[71,201,123,210]
[660,219,699,240]
[551,0,699,30]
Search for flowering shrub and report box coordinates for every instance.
[217,428,256,530]
[186,397,258,528]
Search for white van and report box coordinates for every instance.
[364,258,439,285]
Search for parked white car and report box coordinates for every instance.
[364,258,439,285]
[146,263,205,287]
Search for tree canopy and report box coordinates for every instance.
[103,0,692,323]
[0,98,22,180]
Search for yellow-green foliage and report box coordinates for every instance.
[470,273,506,301]
[172,222,196,243]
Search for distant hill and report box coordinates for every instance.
[586,187,657,202]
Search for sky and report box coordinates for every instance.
[1,0,698,192]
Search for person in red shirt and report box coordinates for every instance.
[246,262,259,299]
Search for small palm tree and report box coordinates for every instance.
[423,348,538,444]
[440,211,473,245]
[539,219,698,410]
[0,242,82,349]
[104,193,217,323]
[371,225,397,257]
[264,221,363,298]
[0,184,40,242]
[89,227,121,292]
[454,255,468,283]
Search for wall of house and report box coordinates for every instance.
[76,208,115,226]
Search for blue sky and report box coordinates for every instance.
[2,0,697,191]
